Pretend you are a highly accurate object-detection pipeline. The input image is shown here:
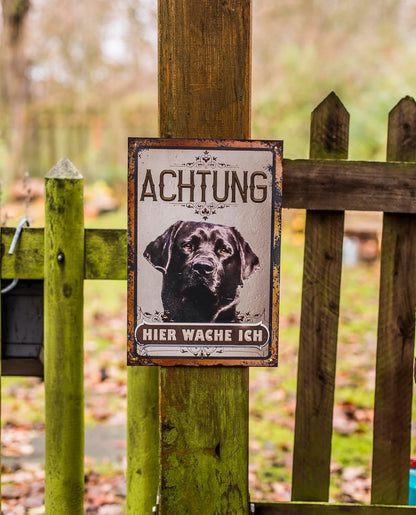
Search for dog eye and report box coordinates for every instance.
[182,242,193,251]
[219,246,232,255]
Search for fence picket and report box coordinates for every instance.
[44,158,85,513]
[292,92,349,501]
[127,367,159,513]
[371,97,416,504]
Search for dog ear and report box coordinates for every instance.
[144,221,184,273]
[233,228,260,283]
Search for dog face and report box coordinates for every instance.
[144,221,259,322]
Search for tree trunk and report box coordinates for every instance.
[1,0,31,179]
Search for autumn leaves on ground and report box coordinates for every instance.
[2,192,407,513]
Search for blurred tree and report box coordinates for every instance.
[1,0,31,179]
[2,0,416,182]
[252,0,416,159]
[21,0,157,179]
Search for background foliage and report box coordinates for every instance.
[2,0,416,187]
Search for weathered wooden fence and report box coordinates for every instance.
[255,92,416,514]
[2,0,416,512]
[1,91,416,514]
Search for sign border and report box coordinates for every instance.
[127,138,282,367]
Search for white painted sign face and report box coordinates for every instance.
[128,138,282,366]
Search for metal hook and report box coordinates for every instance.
[1,216,30,295]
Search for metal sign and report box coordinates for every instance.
[128,138,282,366]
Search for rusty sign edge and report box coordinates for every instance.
[127,137,282,367]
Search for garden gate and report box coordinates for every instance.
[1,1,416,513]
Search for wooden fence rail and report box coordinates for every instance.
[1,93,416,513]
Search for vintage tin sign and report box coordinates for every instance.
[128,138,282,366]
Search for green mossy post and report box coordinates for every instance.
[44,158,84,513]
[158,1,251,513]
[127,366,159,513]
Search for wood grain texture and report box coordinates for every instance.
[292,92,348,502]
[1,228,127,280]
[160,367,249,513]
[159,0,251,140]
[126,367,159,513]
[1,227,44,279]
[44,158,85,513]
[282,159,416,212]
[371,97,416,505]
[158,1,250,513]
[85,229,126,279]
[254,501,415,514]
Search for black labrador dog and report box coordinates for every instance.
[144,220,259,322]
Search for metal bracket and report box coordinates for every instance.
[1,216,30,295]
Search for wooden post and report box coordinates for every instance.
[44,158,84,513]
[158,1,251,513]
[371,96,416,504]
[127,367,159,513]
[292,92,349,501]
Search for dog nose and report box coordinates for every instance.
[192,259,214,275]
